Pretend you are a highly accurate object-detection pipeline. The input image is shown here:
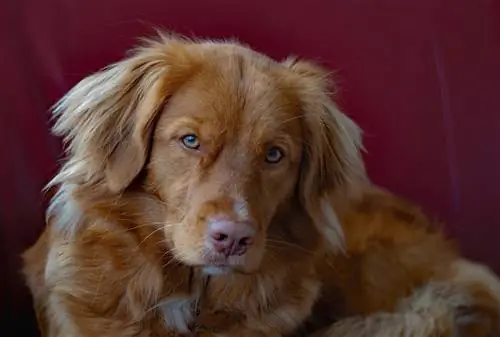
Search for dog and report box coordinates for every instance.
[22,33,500,337]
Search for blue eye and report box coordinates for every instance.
[180,134,200,150]
[265,147,284,164]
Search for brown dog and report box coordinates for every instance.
[23,33,500,337]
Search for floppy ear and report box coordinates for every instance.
[284,58,366,250]
[50,35,197,193]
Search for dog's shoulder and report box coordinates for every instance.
[336,185,450,252]
[22,207,185,335]
[317,185,459,316]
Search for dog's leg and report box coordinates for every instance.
[310,285,458,337]
[312,259,500,337]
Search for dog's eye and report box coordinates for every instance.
[265,147,284,164]
[180,134,200,150]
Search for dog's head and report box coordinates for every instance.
[51,34,365,275]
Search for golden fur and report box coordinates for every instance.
[22,33,500,337]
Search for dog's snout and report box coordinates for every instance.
[208,219,255,256]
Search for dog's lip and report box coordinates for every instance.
[200,255,257,275]
[202,256,240,268]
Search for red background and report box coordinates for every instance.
[1,0,499,334]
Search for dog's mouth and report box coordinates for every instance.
[202,254,242,272]
[200,260,240,275]
[199,251,258,275]
[169,230,264,275]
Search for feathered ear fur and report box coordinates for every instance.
[283,57,367,250]
[49,34,199,193]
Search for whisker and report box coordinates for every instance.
[137,225,169,248]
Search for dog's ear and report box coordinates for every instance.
[283,57,366,250]
[51,35,198,193]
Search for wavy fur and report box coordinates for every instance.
[23,33,500,337]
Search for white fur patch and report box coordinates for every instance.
[320,198,346,252]
[159,297,196,333]
[47,184,84,237]
[44,242,74,287]
[451,259,500,303]
[44,247,61,282]
[233,198,249,220]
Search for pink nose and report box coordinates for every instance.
[207,219,255,256]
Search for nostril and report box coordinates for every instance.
[238,237,252,247]
[212,232,229,242]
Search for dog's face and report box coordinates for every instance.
[148,55,304,274]
[52,36,365,275]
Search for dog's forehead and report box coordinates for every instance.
[168,52,301,136]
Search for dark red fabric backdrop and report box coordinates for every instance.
[1,0,499,334]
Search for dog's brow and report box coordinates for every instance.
[157,117,200,136]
